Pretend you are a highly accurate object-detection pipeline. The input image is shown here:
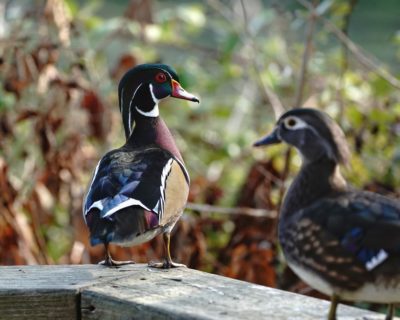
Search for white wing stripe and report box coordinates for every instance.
[174,157,190,183]
[101,198,152,218]
[86,158,176,220]
[365,249,388,271]
[88,199,104,211]
[83,159,102,220]
[155,158,174,219]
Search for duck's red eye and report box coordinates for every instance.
[155,72,167,83]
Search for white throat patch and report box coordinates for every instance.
[135,104,159,117]
[134,83,160,117]
[149,83,160,104]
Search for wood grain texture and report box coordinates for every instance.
[0,265,389,320]
[0,265,136,320]
[0,290,77,320]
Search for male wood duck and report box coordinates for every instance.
[83,64,199,268]
[254,108,400,320]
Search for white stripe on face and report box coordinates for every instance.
[135,83,159,117]
[149,83,160,104]
[120,87,124,112]
[127,83,143,134]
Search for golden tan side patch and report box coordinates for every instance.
[160,160,189,227]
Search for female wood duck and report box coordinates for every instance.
[83,64,199,268]
[254,108,400,320]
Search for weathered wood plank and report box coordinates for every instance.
[0,290,77,320]
[0,264,134,320]
[0,265,391,320]
[80,265,386,320]
[0,265,131,290]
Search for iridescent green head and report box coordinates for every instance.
[118,63,199,138]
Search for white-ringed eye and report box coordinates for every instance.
[283,116,308,130]
[286,117,297,127]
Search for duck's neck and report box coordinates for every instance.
[281,157,347,219]
[126,113,184,162]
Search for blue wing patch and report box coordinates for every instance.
[83,147,179,222]
[341,227,388,271]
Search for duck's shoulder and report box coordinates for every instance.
[95,145,187,177]
[100,145,173,165]
[299,190,400,225]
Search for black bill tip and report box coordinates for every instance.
[253,129,281,147]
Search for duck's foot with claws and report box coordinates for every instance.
[99,258,135,267]
[99,243,135,267]
[148,260,186,269]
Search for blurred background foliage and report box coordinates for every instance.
[0,0,400,314]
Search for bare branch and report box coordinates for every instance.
[337,0,358,122]
[186,202,277,218]
[294,1,317,107]
[296,0,400,90]
[207,0,285,119]
[239,0,285,119]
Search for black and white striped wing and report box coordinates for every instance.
[83,147,188,223]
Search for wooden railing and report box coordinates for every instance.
[0,264,384,319]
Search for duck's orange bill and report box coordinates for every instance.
[171,79,199,103]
